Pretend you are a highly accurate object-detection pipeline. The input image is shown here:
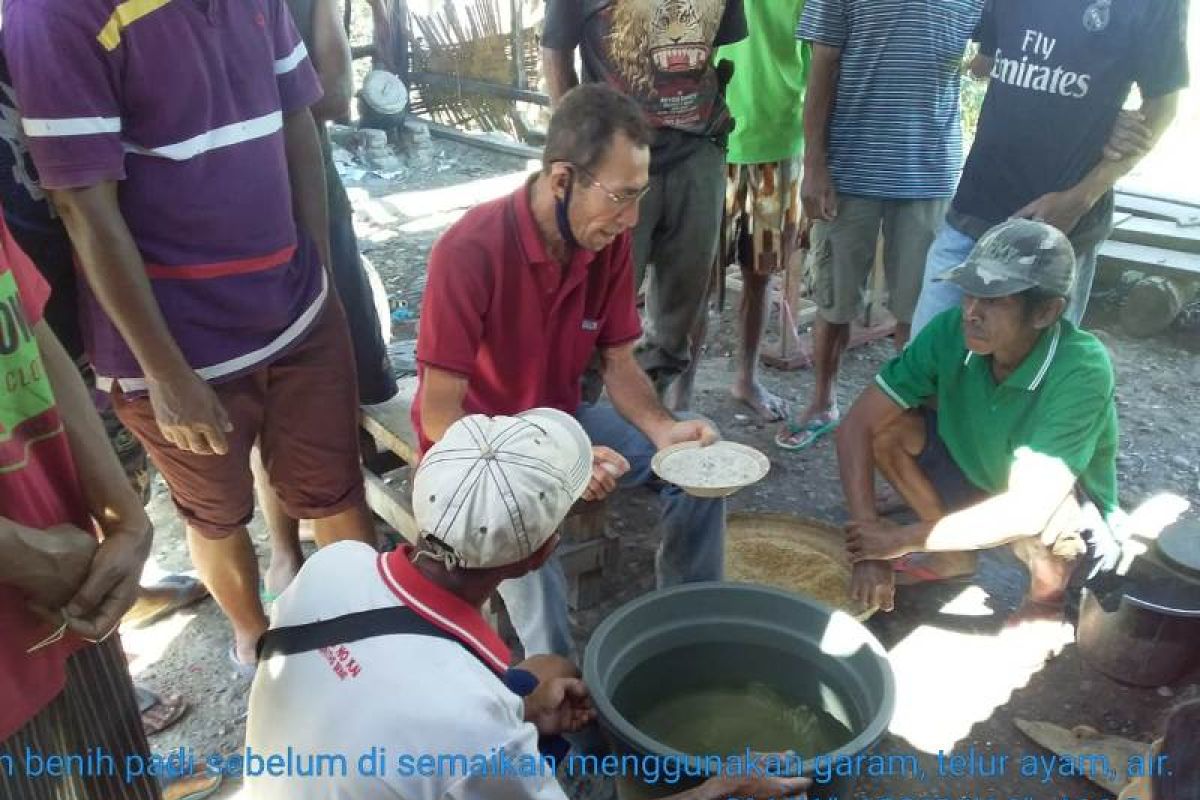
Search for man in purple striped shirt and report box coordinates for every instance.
[3,0,377,670]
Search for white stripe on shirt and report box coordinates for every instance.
[22,116,122,137]
[122,110,281,161]
[273,41,309,76]
[96,270,329,394]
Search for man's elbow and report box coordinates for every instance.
[49,183,116,233]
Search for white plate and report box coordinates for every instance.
[650,440,770,498]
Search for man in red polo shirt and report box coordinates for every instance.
[415,84,726,658]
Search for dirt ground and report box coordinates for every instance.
[122,137,1200,799]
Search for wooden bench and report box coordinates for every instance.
[359,376,616,610]
[1098,206,1200,336]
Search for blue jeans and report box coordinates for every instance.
[495,403,726,658]
[910,222,1099,336]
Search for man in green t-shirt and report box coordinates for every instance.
[713,0,809,421]
[835,219,1120,615]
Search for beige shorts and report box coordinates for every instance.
[811,196,948,324]
[725,158,803,275]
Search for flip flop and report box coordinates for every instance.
[123,574,209,629]
[260,584,280,608]
[135,686,189,736]
[229,645,257,680]
[893,553,975,585]
[774,416,839,451]
[162,766,223,800]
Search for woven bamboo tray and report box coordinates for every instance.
[725,512,876,621]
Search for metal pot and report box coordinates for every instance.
[1076,519,1200,686]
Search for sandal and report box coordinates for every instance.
[775,416,839,451]
[123,574,209,629]
[162,765,223,800]
[893,553,976,585]
[135,686,189,736]
[229,645,257,680]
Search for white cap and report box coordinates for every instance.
[413,409,592,569]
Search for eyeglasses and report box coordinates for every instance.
[571,164,650,208]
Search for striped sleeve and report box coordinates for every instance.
[2,7,126,190]
[270,0,324,114]
[796,0,848,48]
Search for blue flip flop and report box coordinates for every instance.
[775,416,839,451]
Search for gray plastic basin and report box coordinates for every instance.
[583,582,895,799]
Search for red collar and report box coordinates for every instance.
[376,546,512,674]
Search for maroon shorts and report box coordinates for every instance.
[114,298,365,538]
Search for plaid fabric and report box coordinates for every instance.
[0,637,161,800]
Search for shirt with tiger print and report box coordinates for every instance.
[544,0,747,166]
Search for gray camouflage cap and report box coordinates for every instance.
[936,219,1076,298]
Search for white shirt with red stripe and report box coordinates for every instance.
[245,541,568,799]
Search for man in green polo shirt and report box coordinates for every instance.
[835,219,1119,615]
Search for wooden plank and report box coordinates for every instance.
[1114,186,1200,210]
[362,468,420,543]
[1111,216,1200,254]
[426,121,543,160]
[561,532,620,611]
[569,571,608,611]
[1097,240,1200,279]
[361,376,420,465]
[409,71,549,106]
[560,498,609,543]
[558,533,618,578]
[1114,194,1200,226]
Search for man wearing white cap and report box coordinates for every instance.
[244,411,805,800]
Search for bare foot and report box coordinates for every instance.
[731,379,788,422]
